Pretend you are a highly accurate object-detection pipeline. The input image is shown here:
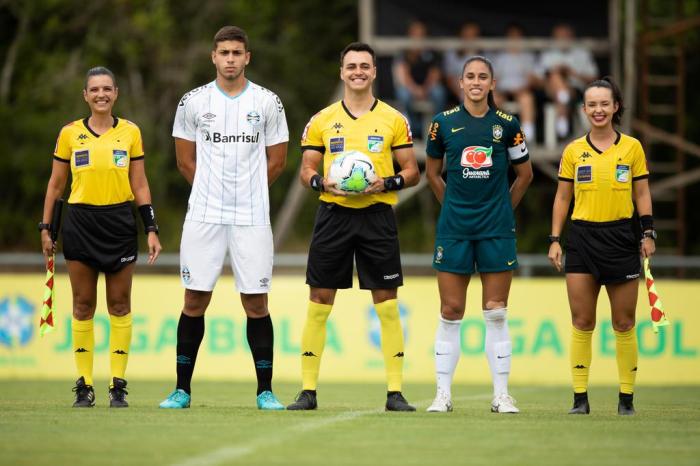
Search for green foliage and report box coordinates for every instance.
[0,0,356,251]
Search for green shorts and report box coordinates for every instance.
[432,238,518,274]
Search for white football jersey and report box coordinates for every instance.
[173,80,289,225]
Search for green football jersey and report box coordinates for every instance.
[426,105,530,239]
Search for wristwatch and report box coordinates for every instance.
[642,230,657,240]
[38,222,51,232]
[548,235,561,244]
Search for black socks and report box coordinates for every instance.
[175,313,205,395]
[247,314,274,395]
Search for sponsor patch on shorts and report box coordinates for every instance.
[113,150,128,167]
[74,150,90,167]
[330,137,345,154]
[576,165,592,183]
[616,164,630,182]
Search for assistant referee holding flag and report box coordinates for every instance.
[548,76,655,415]
[41,66,162,407]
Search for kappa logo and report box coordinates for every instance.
[302,351,317,357]
[113,350,128,355]
[574,365,586,369]
[77,133,89,140]
[332,122,343,131]
[393,352,404,358]
[579,151,592,161]
[75,348,89,353]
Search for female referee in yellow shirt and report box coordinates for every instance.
[40,67,162,408]
[548,76,655,416]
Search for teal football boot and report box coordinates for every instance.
[159,389,191,409]
[256,390,284,410]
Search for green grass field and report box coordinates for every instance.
[1,381,698,466]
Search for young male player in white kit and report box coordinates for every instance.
[159,26,289,410]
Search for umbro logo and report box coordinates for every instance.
[113,350,128,355]
[176,355,192,365]
[393,352,404,358]
[574,364,586,369]
[77,133,89,140]
[255,360,273,369]
[75,348,89,353]
[202,113,216,120]
[302,351,317,357]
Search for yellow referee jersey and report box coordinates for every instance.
[558,132,649,222]
[301,99,413,208]
[54,117,144,205]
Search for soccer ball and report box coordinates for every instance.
[328,150,376,193]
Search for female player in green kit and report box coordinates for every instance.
[548,77,655,415]
[425,56,533,413]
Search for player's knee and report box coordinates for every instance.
[572,315,596,331]
[440,301,465,321]
[72,300,96,320]
[107,300,130,317]
[612,317,635,332]
[484,300,507,311]
[309,289,334,306]
[483,308,507,327]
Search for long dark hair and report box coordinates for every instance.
[461,55,497,109]
[583,76,624,126]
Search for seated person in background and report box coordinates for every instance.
[393,19,447,139]
[492,23,537,141]
[444,21,483,103]
[536,23,598,139]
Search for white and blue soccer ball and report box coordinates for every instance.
[328,150,376,193]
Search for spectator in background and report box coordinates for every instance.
[492,23,537,142]
[536,23,598,139]
[393,20,447,139]
[444,21,483,103]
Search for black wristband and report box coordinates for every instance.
[138,204,159,235]
[383,175,405,191]
[310,174,325,192]
[548,235,561,244]
[640,215,654,232]
[38,222,51,232]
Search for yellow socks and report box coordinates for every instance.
[109,313,132,384]
[72,318,94,386]
[615,328,638,394]
[570,327,593,393]
[301,302,333,390]
[374,299,405,392]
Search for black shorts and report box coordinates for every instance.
[565,218,641,285]
[62,202,138,273]
[306,202,403,290]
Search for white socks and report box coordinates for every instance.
[434,316,462,399]
[483,308,512,397]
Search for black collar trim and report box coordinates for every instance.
[341,99,378,120]
[83,116,118,138]
[586,130,621,154]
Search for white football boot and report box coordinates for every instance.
[491,393,520,413]
[426,390,453,412]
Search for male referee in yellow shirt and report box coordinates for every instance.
[287,42,420,411]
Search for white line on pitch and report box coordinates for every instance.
[170,392,493,466]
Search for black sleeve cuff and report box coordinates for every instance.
[301,145,326,155]
[53,156,70,163]
[558,177,574,182]
[391,143,414,150]
[632,174,649,181]
[130,155,145,161]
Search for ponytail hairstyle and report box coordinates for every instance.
[84,66,116,89]
[583,76,624,126]
[461,55,497,109]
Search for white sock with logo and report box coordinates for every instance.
[434,316,462,399]
[483,308,512,397]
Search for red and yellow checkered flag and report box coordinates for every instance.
[644,258,669,334]
[39,255,56,336]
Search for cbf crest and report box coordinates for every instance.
[434,246,444,264]
[492,124,503,141]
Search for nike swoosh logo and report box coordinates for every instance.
[451,127,465,133]
[520,147,527,153]
[435,352,449,356]
[507,260,516,266]
[497,355,511,359]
